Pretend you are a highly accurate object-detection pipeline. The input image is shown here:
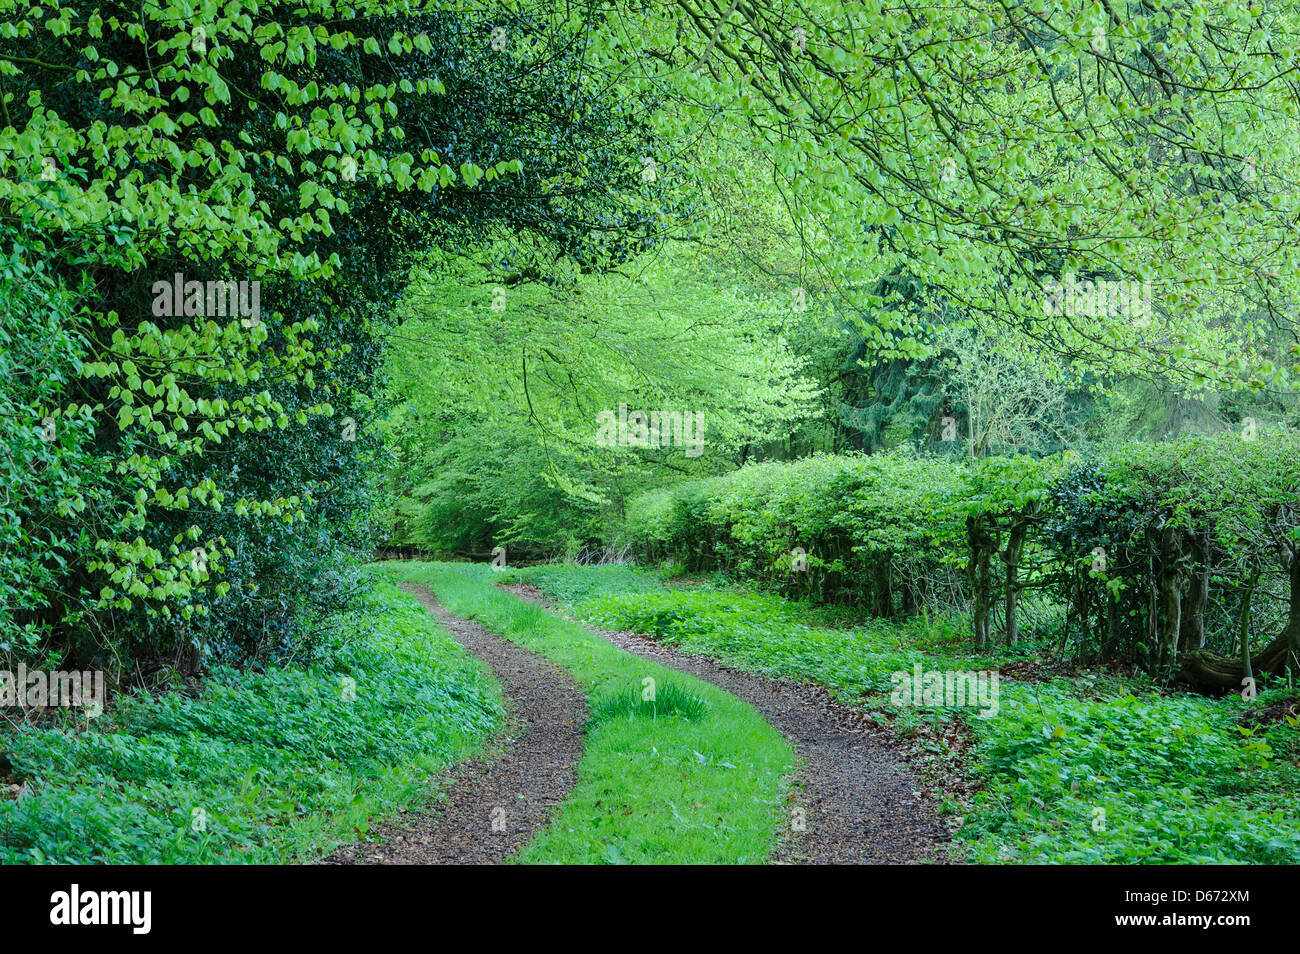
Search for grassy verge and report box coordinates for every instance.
[0,575,502,864]
[386,561,794,864]
[512,562,1300,864]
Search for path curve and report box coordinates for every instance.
[501,582,951,865]
[322,582,585,865]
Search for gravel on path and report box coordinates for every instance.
[499,582,952,865]
[322,582,586,865]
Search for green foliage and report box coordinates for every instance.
[0,577,501,863]
[1047,430,1300,661]
[1,0,655,667]
[620,431,1300,664]
[381,241,824,557]
[960,682,1300,864]
[0,253,98,663]
[613,0,1300,390]
[389,424,609,560]
[621,451,998,613]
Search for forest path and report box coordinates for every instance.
[322,582,585,864]
[500,582,952,864]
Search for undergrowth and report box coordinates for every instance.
[0,574,501,864]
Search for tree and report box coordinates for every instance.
[589,0,1300,390]
[941,326,1081,458]
[0,0,657,667]
[381,241,822,555]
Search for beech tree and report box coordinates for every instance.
[585,0,1300,388]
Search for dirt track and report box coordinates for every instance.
[501,582,951,865]
[322,583,585,865]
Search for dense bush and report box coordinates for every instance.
[620,433,1300,683]
[1047,430,1300,683]
[0,255,99,665]
[1,0,653,672]
[620,451,1052,626]
[621,453,968,609]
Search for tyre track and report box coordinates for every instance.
[322,582,585,865]
[501,582,951,865]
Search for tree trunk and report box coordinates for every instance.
[1146,554,1159,669]
[1103,588,1119,660]
[880,562,894,618]
[967,517,994,649]
[1178,553,1300,690]
[1239,569,1259,692]
[974,552,991,649]
[1002,522,1026,645]
[1179,529,1210,651]
[1159,571,1181,679]
[1155,526,1184,680]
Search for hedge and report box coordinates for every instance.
[619,433,1300,687]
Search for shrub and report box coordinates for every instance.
[617,433,1300,679]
